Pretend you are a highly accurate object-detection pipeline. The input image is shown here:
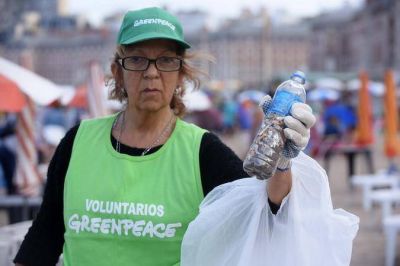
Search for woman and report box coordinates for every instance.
[14,7,315,266]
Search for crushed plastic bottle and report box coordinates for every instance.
[243,71,306,180]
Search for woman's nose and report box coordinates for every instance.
[143,61,159,79]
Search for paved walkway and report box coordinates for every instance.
[1,130,399,265]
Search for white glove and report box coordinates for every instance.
[284,103,315,149]
[277,102,316,170]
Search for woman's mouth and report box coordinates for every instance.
[143,88,160,94]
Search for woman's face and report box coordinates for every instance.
[119,39,183,114]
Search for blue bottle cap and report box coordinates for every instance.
[290,71,306,85]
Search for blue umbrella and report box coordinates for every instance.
[308,88,340,101]
[237,90,266,103]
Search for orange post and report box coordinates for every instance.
[355,71,374,146]
[384,70,399,157]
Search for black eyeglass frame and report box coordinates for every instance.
[117,56,183,72]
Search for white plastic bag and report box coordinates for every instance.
[181,152,359,266]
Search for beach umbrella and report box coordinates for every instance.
[346,79,385,96]
[60,83,123,111]
[370,81,385,96]
[383,70,399,158]
[42,125,66,147]
[59,85,87,108]
[347,79,362,91]
[183,90,212,112]
[237,90,266,103]
[308,88,340,102]
[315,77,344,91]
[355,71,374,146]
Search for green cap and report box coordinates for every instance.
[117,7,191,49]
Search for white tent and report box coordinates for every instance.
[0,56,66,196]
[0,57,65,106]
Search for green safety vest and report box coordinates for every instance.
[63,114,205,266]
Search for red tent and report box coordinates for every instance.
[0,56,65,196]
[0,75,26,112]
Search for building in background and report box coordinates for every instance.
[396,0,400,72]
[206,8,310,90]
[3,0,398,89]
[309,5,355,73]
[0,2,311,90]
[0,0,63,43]
[1,21,116,85]
[0,0,118,86]
[176,10,211,86]
[309,0,400,79]
[269,21,310,81]
[207,8,270,89]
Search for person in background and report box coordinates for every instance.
[14,7,315,266]
[188,108,223,133]
[0,112,21,224]
[237,100,252,132]
[322,92,357,143]
[0,112,17,195]
[221,98,239,134]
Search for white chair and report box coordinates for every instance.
[0,221,63,266]
[384,215,400,266]
[351,173,399,210]
[0,221,32,266]
[370,189,400,224]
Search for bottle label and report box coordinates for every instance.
[268,90,303,116]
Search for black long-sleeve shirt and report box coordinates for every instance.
[14,124,280,266]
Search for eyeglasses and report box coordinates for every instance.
[117,56,183,72]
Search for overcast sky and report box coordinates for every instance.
[67,0,364,25]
